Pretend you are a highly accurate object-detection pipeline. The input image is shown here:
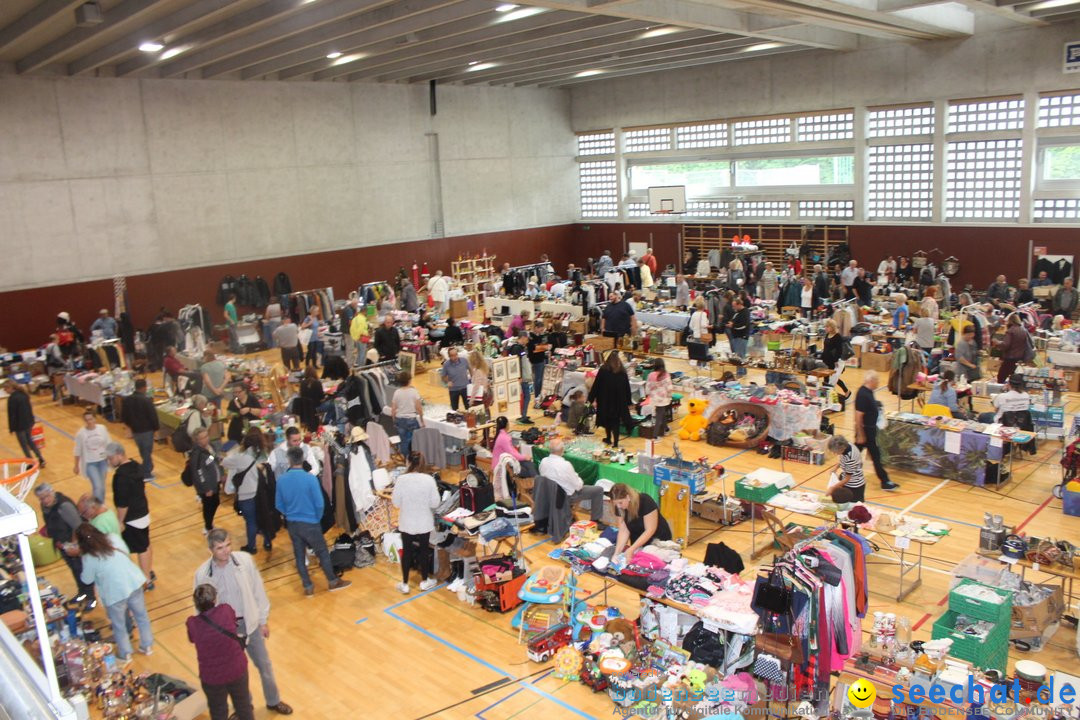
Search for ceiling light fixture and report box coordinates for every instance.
[640,26,683,38]
[466,62,497,72]
[495,3,519,10]
[160,46,186,60]
[326,51,343,59]
[574,69,605,77]
[495,6,545,22]
[331,53,365,66]
[1025,0,1080,10]
[138,41,164,52]
[740,42,785,52]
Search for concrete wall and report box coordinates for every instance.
[570,19,1080,130]
[0,77,578,291]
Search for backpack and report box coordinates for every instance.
[1023,331,1036,364]
[840,340,855,360]
[180,455,194,487]
[172,425,193,454]
[460,485,495,513]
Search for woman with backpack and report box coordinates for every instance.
[995,313,1031,383]
[223,428,272,554]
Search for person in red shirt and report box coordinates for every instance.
[640,247,658,277]
[187,584,255,720]
[163,346,184,385]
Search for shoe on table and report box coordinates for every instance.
[419,578,437,592]
[328,579,351,592]
[880,480,900,491]
[397,582,410,594]
[268,702,293,715]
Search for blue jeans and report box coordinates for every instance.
[730,337,748,358]
[237,497,262,549]
[395,417,420,457]
[105,587,153,658]
[133,430,155,478]
[84,459,108,502]
[286,520,336,591]
[531,361,546,397]
[520,381,532,419]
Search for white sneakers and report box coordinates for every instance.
[445,577,466,593]
[396,582,410,594]
[419,578,437,592]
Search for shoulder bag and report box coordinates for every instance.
[198,612,247,649]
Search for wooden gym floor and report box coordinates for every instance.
[5,347,1078,719]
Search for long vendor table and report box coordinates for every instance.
[531,446,657,500]
[705,393,823,442]
[636,310,691,331]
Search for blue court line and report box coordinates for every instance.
[355,617,367,625]
[383,585,597,720]
[476,669,554,720]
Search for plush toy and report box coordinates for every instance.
[678,398,710,441]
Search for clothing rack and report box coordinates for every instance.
[287,287,334,299]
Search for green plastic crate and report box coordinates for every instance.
[948,579,1013,622]
[932,610,1010,671]
[734,478,782,503]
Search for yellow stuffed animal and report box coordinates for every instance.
[678,398,710,441]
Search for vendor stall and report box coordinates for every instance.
[704,389,823,442]
[531,441,657,500]
[636,310,692,331]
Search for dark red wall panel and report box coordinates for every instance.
[0,225,576,351]
[573,222,683,273]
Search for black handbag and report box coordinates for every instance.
[752,566,792,615]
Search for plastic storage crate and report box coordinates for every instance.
[654,458,706,494]
[474,570,528,613]
[948,578,1013,623]
[932,610,1009,674]
[734,478,782,503]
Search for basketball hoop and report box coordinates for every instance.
[1,458,41,502]
[651,209,673,215]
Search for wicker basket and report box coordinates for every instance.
[706,402,770,448]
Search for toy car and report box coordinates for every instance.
[527,623,573,662]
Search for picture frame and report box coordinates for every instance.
[492,358,509,385]
[398,351,416,380]
[494,382,509,403]
[507,381,521,403]
[507,355,521,381]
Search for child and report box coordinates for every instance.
[565,390,588,434]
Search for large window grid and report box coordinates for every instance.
[577,93,1080,223]
[866,143,934,220]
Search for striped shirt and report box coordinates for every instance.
[839,446,866,489]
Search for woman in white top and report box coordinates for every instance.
[920,286,940,320]
[645,359,674,436]
[800,277,815,317]
[468,349,491,411]
[185,394,214,439]
[73,409,111,502]
[222,428,271,553]
[391,452,440,595]
[263,302,282,348]
[638,259,654,291]
[689,298,710,341]
[390,371,424,457]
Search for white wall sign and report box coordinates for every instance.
[1065,41,1080,73]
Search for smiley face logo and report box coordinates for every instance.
[847,679,876,709]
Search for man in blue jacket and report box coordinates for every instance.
[274,447,350,596]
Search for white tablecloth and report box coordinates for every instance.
[637,310,691,331]
[383,405,470,441]
[64,374,108,407]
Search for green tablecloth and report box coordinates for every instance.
[156,406,182,431]
[532,446,657,500]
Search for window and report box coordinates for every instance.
[734,156,853,186]
[733,117,791,146]
[628,161,730,196]
[624,127,672,153]
[797,112,854,142]
[579,161,618,218]
[577,131,615,156]
[1040,143,1080,181]
[686,201,731,218]
[866,144,934,220]
[676,122,728,150]
[1033,198,1080,221]
[948,98,1024,134]
[736,201,790,218]
[799,200,854,219]
[868,104,935,138]
[946,139,1023,220]
[1038,93,1080,129]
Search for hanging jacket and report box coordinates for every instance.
[273,272,292,298]
[253,276,271,307]
[217,275,238,306]
[236,275,258,307]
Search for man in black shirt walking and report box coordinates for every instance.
[121,379,159,481]
[107,443,156,587]
[853,372,899,491]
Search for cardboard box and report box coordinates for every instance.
[1011,584,1065,639]
[450,298,469,319]
[587,334,615,352]
[568,320,586,334]
[861,351,893,372]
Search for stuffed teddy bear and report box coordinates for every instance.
[678,398,710,441]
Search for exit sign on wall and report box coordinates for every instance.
[1065,41,1080,73]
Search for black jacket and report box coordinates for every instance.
[121,392,160,434]
[43,492,81,548]
[189,445,222,496]
[373,325,401,360]
[6,388,34,432]
[587,367,632,431]
[112,460,148,521]
[821,333,844,369]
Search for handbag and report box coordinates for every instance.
[755,632,804,664]
[197,613,247,649]
[751,567,792,615]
